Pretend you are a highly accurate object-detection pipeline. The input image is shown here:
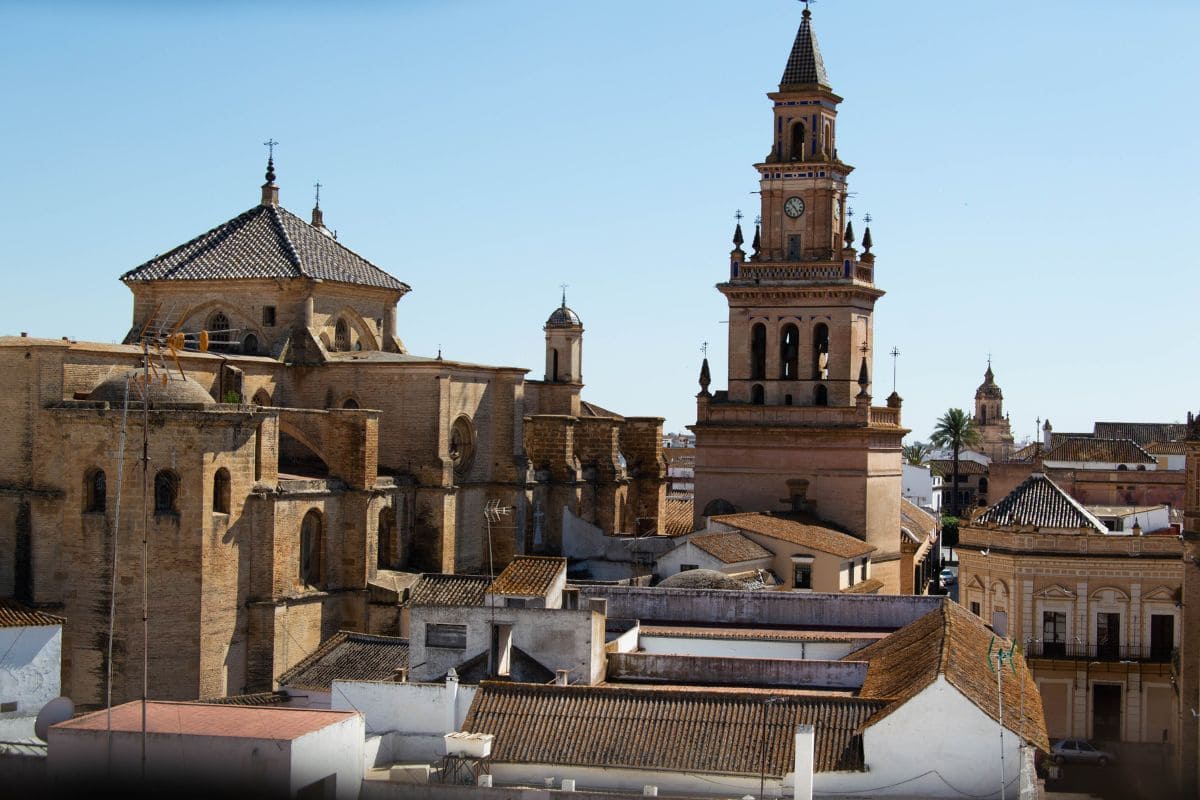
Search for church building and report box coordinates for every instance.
[0,156,666,707]
[690,8,910,592]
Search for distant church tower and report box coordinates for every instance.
[540,294,583,416]
[690,8,908,577]
[973,361,1014,460]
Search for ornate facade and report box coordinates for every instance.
[690,8,908,591]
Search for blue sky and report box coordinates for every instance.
[2,0,1197,440]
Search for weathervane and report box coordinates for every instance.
[263,138,278,159]
[313,180,322,208]
[735,209,744,223]
[890,346,900,392]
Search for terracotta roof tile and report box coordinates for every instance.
[848,600,1049,751]
[52,701,358,741]
[840,578,884,594]
[663,496,696,537]
[487,556,565,597]
[408,574,490,607]
[929,459,988,477]
[977,473,1107,532]
[0,598,64,628]
[276,631,409,692]
[711,512,875,559]
[579,400,623,419]
[900,499,936,538]
[462,682,884,775]
[1093,422,1185,445]
[689,531,773,564]
[1043,437,1154,464]
[120,204,409,293]
[196,691,290,707]
[1144,441,1186,455]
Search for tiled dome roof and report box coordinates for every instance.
[546,304,581,328]
[90,369,215,408]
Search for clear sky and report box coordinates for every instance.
[2,0,1197,441]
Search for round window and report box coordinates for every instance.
[448,416,475,478]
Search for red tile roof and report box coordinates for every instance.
[711,513,875,559]
[408,574,490,606]
[52,701,358,741]
[977,473,1107,532]
[487,556,565,597]
[0,598,64,628]
[1043,437,1154,464]
[662,496,697,537]
[847,601,1049,751]
[689,531,773,564]
[462,681,884,776]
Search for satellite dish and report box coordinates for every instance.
[34,696,74,742]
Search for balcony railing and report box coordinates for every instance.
[1025,641,1175,663]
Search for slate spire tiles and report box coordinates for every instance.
[780,8,831,90]
[120,203,410,293]
[976,473,1107,532]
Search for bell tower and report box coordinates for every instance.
[724,6,879,409]
[691,7,908,587]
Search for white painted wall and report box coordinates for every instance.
[332,679,477,764]
[816,678,1028,799]
[655,539,772,580]
[902,464,941,512]
[1044,459,1156,471]
[48,713,364,800]
[0,624,61,741]
[486,762,781,798]
[290,715,369,800]
[637,634,863,661]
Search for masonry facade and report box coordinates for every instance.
[0,163,665,707]
[690,9,907,592]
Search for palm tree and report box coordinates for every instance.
[931,408,982,517]
[902,441,931,466]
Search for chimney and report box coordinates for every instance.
[555,669,570,686]
[562,587,580,610]
[588,597,607,616]
[793,724,815,800]
[1042,419,1052,448]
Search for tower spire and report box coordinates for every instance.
[261,138,279,206]
[780,4,831,90]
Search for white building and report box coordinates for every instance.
[902,463,942,513]
[48,701,364,799]
[0,599,63,742]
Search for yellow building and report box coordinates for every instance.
[958,473,1181,754]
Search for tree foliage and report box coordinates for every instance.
[930,408,982,517]
[902,441,931,465]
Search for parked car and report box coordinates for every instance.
[939,566,957,586]
[1050,738,1116,766]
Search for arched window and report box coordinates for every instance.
[84,468,106,513]
[208,312,231,346]
[750,323,767,381]
[252,389,271,407]
[814,384,829,406]
[154,470,179,515]
[978,476,989,496]
[212,468,230,514]
[751,384,765,405]
[449,416,476,479]
[242,333,259,355]
[980,406,988,423]
[334,319,350,351]
[1117,464,1128,471]
[812,323,830,380]
[300,509,323,586]
[790,122,806,162]
[342,397,360,409]
[377,507,399,570]
[780,324,799,380]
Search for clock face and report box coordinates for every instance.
[784,196,805,218]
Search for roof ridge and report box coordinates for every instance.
[120,205,265,282]
[276,630,350,685]
[266,205,305,274]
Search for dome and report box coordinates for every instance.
[546,304,582,329]
[975,364,1002,399]
[659,569,751,590]
[89,369,216,408]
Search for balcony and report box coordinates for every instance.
[1025,641,1175,663]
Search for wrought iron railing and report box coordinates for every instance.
[1025,640,1174,663]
